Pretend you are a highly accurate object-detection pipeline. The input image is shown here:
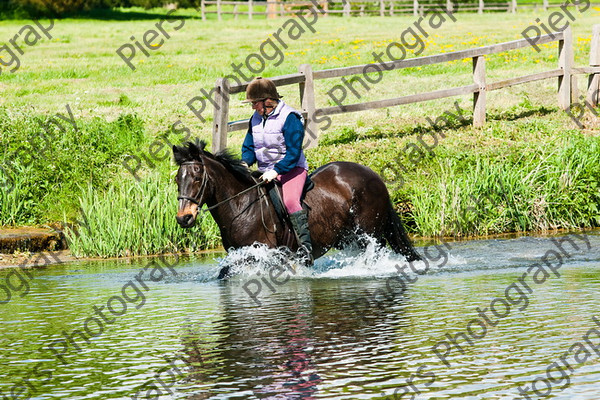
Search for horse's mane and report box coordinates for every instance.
[173,139,255,184]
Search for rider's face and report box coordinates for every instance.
[251,99,265,115]
[252,99,277,116]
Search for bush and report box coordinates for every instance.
[0,108,146,225]
[0,0,202,17]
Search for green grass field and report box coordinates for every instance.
[1,7,599,256]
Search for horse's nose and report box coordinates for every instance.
[176,214,195,228]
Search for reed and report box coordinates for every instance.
[65,173,221,258]
[409,134,600,237]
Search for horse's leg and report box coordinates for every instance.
[218,265,231,279]
[385,204,421,261]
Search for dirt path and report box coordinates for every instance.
[0,250,75,269]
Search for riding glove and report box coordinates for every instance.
[261,169,278,182]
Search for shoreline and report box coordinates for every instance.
[1,227,596,270]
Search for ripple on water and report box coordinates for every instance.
[1,232,600,399]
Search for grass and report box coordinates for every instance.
[407,131,600,236]
[65,174,221,257]
[308,101,600,236]
[1,8,599,256]
[0,108,146,225]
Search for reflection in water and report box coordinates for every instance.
[0,232,600,399]
[178,277,411,399]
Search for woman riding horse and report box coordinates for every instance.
[173,141,422,268]
[241,77,313,265]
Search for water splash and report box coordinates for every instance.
[215,234,460,280]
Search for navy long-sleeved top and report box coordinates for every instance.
[241,113,305,175]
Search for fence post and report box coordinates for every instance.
[321,0,329,16]
[543,0,548,10]
[212,78,230,153]
[298,64,319,149]
[571,75,579,103]
[248,0,253,18]
[217,0,222,20]
[587,24,600,107]
[201,0,206,20]
[267,0,277,18]
[446,0,453,13]
[472,56,487,127]
[510,0,517,13]
[413,0,418,16]
[558,25,573,110]
[389,2,394,16]
[344,0,351,16]
[478,0,483,14]
[234,4,238,19]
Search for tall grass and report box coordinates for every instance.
[0,108,146,225]
[409,134,600,236]
[65,173,221,258]
[0,164,36,226]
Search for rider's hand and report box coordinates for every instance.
[261,169,278,182]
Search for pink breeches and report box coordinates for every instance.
[278,167,307,214]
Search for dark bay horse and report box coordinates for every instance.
[173,140,420,265]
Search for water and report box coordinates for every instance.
[1,231,600,400]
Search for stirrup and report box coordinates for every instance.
[296,245,314,266]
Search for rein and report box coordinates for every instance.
[202,180,266,212]
[177,161,266,212]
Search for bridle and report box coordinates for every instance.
[177,161,209,206]
[177,160,267,213]
[177,159,277,235]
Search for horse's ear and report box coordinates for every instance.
[189,142,201,161]
[173,145,184,165]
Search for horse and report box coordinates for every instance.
[173,140,421,271]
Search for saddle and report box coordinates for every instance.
[252,171,314,248]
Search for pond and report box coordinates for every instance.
[1,230,599,399]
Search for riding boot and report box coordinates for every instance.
[289,210,314,266]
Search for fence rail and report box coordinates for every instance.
[211,24,600,152]
[199,0,600,19]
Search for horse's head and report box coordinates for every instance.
[173,140,212,228]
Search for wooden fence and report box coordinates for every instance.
[199,0,600,19]
[211,24,600,152]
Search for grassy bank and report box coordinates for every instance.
[65,175,220,257]
[1,10,599,257]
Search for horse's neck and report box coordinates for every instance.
[207,164,253,211]
[204,161,265,241]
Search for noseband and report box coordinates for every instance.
[177,161,209,206]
